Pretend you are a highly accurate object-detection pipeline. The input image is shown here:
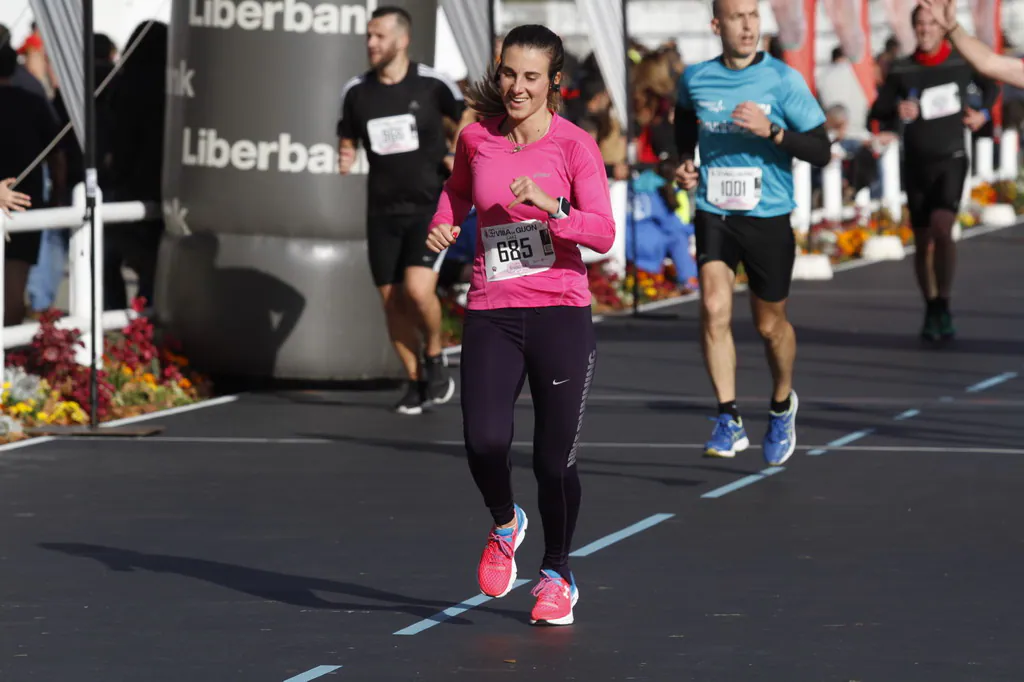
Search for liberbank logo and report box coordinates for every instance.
[189,0,379,34]
[182,127,368,175]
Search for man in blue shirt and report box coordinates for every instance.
[674,0,831,466]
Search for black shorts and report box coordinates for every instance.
[366,212,445,287]
[694,210,795,303]
[903,156,968,230]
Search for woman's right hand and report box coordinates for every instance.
[426,224,460,253]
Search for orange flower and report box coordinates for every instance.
[142,373,157,386]
[178,378,192,390]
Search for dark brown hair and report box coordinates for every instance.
[466,24,565,118]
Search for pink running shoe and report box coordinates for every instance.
[529,569,579,626]
[477,504,528,598]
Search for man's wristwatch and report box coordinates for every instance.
[769,123,782,142]
[549,196,571,219]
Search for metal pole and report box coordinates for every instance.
[487,0,496,54]
[83,0,99,427]
[623,0,638,316]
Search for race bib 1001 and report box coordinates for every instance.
[366,113,419,155]
[706,167,762,211]
[481,220,556,282]
[920,82,961,121]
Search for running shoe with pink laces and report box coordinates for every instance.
[477,504,528,598]
[529,569,579,626]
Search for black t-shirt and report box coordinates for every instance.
[337,62,465,217]
[0,85,60,203]
[869,47,999,163]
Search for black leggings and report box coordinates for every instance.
[461,305,597,578]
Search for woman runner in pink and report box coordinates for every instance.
[427,24,615,626]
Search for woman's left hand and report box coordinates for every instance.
[508,176,558,215]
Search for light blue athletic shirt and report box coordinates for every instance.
[677,53,826,218]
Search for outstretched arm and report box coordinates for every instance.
[921,0,1024,88]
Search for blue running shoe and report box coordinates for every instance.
[704,414,749,458]
[763,391,799,466]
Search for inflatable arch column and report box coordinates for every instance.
[156,0,438,379]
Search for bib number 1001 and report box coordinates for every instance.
[496,238,534,262]
[718,180,746,197]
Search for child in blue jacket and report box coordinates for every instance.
[626,158,698,289]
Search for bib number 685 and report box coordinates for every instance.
[497,238,534,262]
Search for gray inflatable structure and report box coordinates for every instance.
[156,0,438,379]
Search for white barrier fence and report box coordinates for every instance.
[794,129,1020,231]
[0,184,159,369]
[582,130,1021,278]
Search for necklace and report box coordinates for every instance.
[507,132,525,153]
[505,114,552,153]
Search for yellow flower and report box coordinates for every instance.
[37,412,49,423]
[50,401,89,424]
[121,365,133,377]
[142,373,157,386]
[1,382,9,390]
[10,402,33,416]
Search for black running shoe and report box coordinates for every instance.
[920,307,941,342]
[423,353,455,405]
[394,381,425,415]
[938,309,956,340]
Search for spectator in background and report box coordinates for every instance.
[875,35,901,85]
[632,52,677,168]
[660,40,686,80]
[0,43,65,325]
[26,33,119,318]
[0,23,49,103]
[817,47,869,137]
[17,23,54,99]
[576,74,629,180]
[626,155,697,292]
[106,21,169,310]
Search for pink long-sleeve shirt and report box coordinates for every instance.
[430,113,616,310]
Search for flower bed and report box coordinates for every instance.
[588,262,702,313]
[1,298,212,442]
[803,175,1024,263]
[802,208,915,262]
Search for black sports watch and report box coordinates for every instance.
[769,123,782,142]
[550,196,571,219]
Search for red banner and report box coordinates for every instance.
[771,0,817,94]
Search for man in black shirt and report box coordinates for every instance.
[869,5,999,342]
[337,5,465,415]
